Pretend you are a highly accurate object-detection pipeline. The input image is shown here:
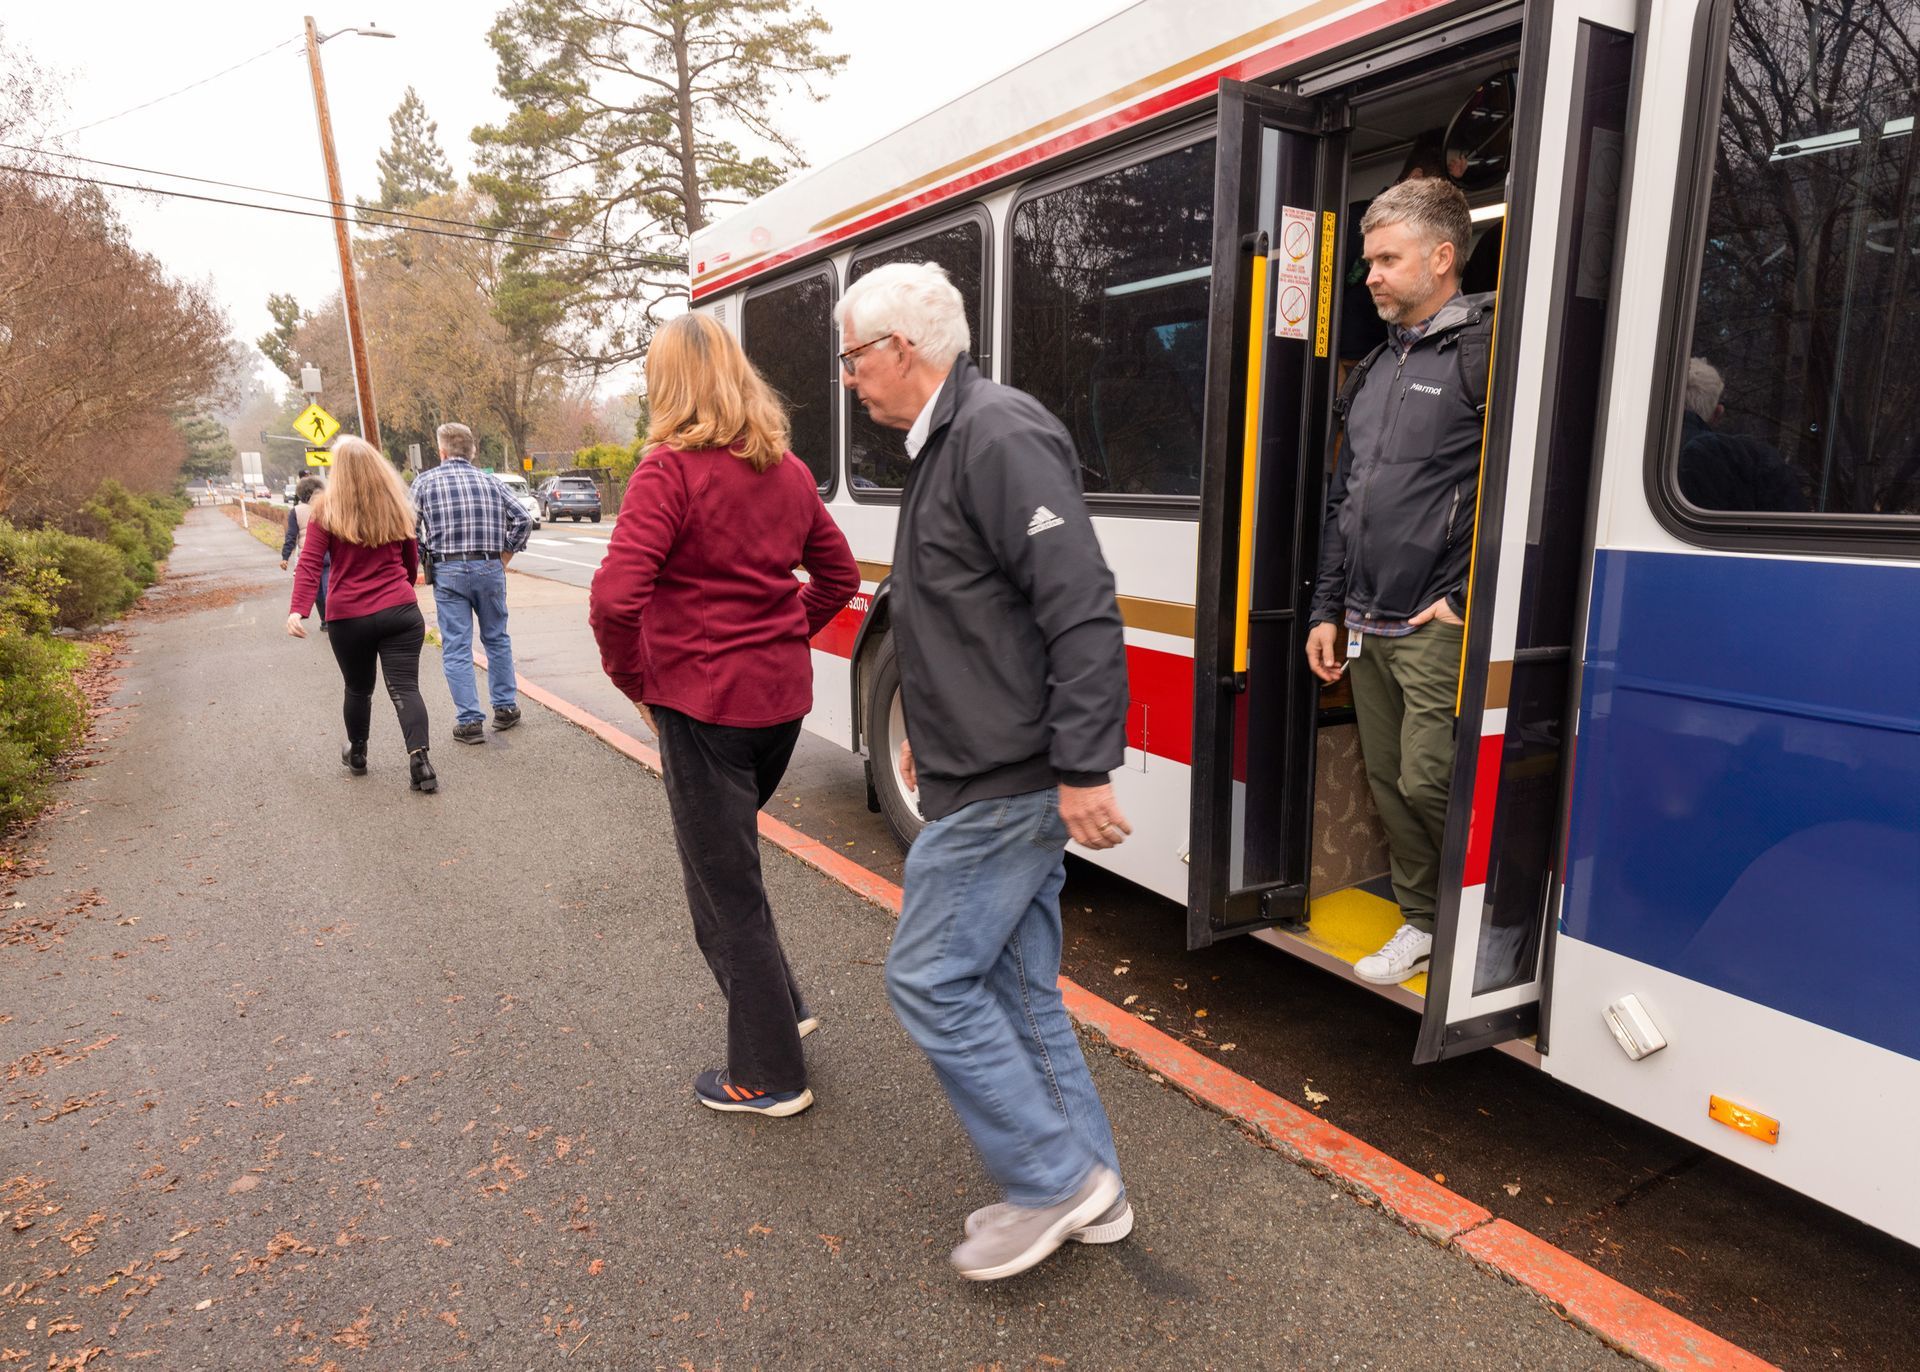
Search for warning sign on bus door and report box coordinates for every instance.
[1275,205,1316,341]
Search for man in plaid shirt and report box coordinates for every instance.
[412,422,533,744]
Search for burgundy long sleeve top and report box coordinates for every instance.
[588,447,860,728]
[290,519,420,621]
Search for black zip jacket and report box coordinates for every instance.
[1309,292,1495,626]
[891,355,1128,822]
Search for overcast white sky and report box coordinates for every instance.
[5,1,1132,392]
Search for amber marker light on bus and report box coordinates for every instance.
[1707,1095,1780,1146]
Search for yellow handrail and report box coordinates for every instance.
[1232,244,1269,681]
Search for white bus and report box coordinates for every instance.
[690,0,1920,1247]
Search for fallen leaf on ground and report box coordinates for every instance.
[1304,1085,1330,1105]
[1502,1182,1522,1197]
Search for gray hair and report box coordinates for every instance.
[1685,358,1725,418]
[436,422,475,458]
[834,261,970,370]
[1360,177,1472,265]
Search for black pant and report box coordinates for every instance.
[326,602,429,754]
[654,706,808,1092]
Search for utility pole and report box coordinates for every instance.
[304,15,381,451]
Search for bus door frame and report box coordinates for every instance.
[1414,0,1642,1062]
[1187,81,1349,949]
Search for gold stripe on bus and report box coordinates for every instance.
[693,247,772,285]
[854,557,1193,639]
[808,0,1363,236]
[1484,659,1513,711]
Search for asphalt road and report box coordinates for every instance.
[506,509,1916,1371]
[0,508,1627,1371]
[512,520,614,589]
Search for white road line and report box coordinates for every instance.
[512,551,603,570]
[565,536,609,545]
[529,537,573,546]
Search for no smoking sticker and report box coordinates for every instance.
[1274,205,1317,341]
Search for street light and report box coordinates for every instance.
[303,16,395,451]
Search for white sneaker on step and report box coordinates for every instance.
[1355,923,1433,985]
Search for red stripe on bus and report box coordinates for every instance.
[813,609,1197,768]
[811,604,864,659]
[693,0,1449,302]
[1461,732,1506,888]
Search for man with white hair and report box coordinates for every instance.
[839,261,1131,1281]
[1306,177,1494,988]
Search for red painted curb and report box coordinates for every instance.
[1455,1221,1775,1371]
[486,650,1776,1372]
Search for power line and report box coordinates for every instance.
[53,36,305,137]
[1,163,687,273]
[0,141,644,260]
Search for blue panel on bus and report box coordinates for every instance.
[1562,549,1920,1061]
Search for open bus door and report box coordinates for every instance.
[1188,81,1347,949]
[1414,1,1638,1061]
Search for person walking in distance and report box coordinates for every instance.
[286,437,436,793]
[1306,177,1495,986]
[589,313,859,1118]
[281,475,328,629]
[839,262,1132,1281]
[410,423,531,744]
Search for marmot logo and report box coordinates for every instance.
[1409,382,1445,396]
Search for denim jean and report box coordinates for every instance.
[885,788,1123,1208]
[432,559,517,725]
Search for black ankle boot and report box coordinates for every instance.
[342,741,368,775]
[409,748,437,793]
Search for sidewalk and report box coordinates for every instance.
[0,509,1628,1370]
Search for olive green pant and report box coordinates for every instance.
[1346,620,1464,933]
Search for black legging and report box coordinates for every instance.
[327,602,429,753]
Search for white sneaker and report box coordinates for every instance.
[1354,923,1433,985]
[966,1194,1133,1245]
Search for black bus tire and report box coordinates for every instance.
[865,633,926,852]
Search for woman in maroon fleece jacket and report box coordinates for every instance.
[287,437,435,794]
[589,312,858,1118]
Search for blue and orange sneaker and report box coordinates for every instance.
[693,1069,814,1117]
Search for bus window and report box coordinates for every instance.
[846,217,987,494]
[740,269,837,491]
[1675,0,1919,520]
[1010,138,1215,500]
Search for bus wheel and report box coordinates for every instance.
[865,633,926,852]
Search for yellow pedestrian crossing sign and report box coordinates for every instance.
[294,403,341,446]
[305,449,333,468]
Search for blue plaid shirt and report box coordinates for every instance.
[411,457,532,559]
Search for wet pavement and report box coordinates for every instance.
[0,508,1627,1370]
[498,544,1918,1371]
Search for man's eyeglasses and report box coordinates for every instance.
[838,333,903,375]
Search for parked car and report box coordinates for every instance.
[282,480,298,502]
[494,472,541,529]
[537,476,602,523]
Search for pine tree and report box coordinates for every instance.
[176,413,238,483]
[256,294,304,391]
[472,0,844,370]
[368,87,456,211]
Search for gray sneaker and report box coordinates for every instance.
[949,1165,1121,1281]
[965,1193,1133,1245]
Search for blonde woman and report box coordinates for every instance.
[589,312,858,1117]
[286,437,436,793]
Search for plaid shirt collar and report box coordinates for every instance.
[1390,291,1462,358]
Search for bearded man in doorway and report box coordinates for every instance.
[1306,176,1494,987]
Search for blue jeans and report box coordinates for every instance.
[885,788,1123,1208]
[432,559,517,725]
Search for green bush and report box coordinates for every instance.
[0,627,88,829]
[574,441,642,480]
[24,528,140,629]
[65,478,185,587]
